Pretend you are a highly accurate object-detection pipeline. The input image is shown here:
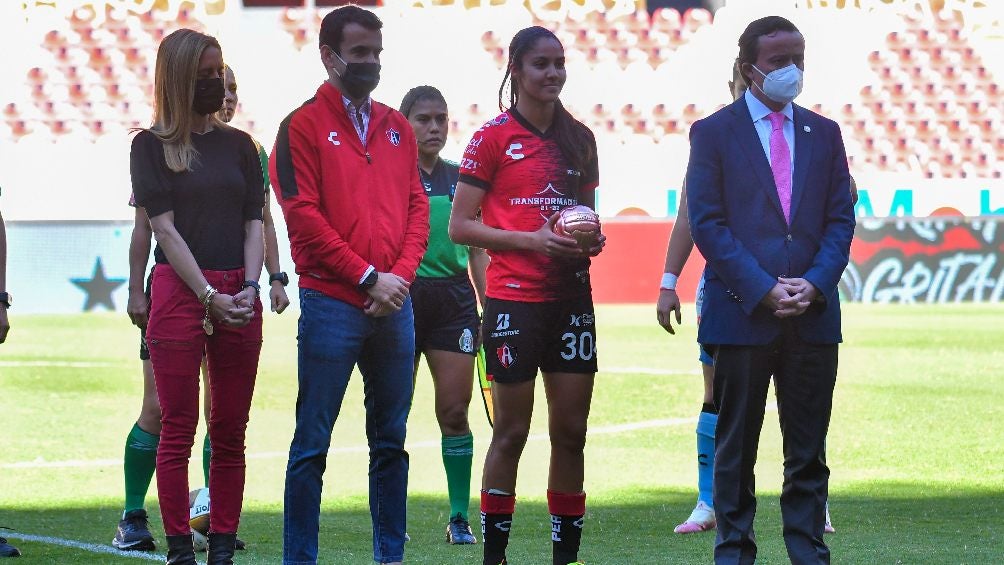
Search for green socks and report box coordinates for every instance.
[123,422,159,513]
[202,433,211,486]
[442,433,474,520]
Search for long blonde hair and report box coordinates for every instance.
[150,28,223,172]
[729,58,748,102]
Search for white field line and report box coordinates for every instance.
[0,360,119,368]
[1,533,163,561]
[1,404,778,471]
[601,367,702,375]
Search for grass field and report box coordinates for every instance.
[1,304,1002,564]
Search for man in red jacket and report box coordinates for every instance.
[268,7,429,565]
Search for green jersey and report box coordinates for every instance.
[417,159,468,278]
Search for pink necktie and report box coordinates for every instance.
[768,112,792,224]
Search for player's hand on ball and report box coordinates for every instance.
[552,205,603,256]
[584,232,606,257]
[535,212,587,258]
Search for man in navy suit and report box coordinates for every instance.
[686,16,855,565]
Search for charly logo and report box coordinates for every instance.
[327,131,340,146]
[459,328,474,353]
[386,128,400,146]
[505,142,525,160]
[497,342,517,368]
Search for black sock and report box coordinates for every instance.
[702,402,718,415]
[548,490,586,565]
[551,515,584,565]
[481,490,515,565]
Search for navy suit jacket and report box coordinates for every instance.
[686,97,855,345]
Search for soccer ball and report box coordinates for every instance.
[553,205,601,249]
[192,529,208,553]
[189,487,211,534]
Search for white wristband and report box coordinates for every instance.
[660,272,679,291]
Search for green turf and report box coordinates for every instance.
[1,304,1002,563]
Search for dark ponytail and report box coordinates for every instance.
[499,26,594,175]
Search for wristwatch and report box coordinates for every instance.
[241,280,261,297]
[269,271,289,287]
[359,270,378,291]
[0,292,11,309]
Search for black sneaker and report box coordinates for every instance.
[112,509,156,551]
[445,513,477,545]
[0,537,21,557]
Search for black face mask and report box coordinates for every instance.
[192,77,225,116]
[332,51,380,99]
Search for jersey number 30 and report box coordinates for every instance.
[560,332,595,361]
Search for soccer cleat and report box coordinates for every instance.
[113,509,157,551]
[673,500,716,534]
[824,502,835,534]
[446,513,477,545]
[235,536,247,550]
[0,537,21,557]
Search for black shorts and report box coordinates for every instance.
[481,295,598,383]
[138,270,153,361]
[412,274,479,356]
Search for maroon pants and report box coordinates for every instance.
[147,264,262,535]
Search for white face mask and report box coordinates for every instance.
[752,64,803,105]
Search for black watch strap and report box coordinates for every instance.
[269,271,289,287]
[241,280,261,297]
[359,270,378,290]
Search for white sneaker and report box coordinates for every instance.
[674,500,716,534]
[824,502,835,534]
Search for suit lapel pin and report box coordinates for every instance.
[803,125,811,133]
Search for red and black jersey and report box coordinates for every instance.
[459,108,599,302]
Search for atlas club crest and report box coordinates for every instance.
[497,342,517,368]
[386,127,401,146]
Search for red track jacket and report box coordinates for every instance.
[269,81,429,308]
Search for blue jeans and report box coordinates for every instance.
[283,289,414,564]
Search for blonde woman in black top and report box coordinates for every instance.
[129,29,264,565]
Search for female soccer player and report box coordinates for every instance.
[400,85,489,545]
[449,26,605,565]
[129,29,264,565]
